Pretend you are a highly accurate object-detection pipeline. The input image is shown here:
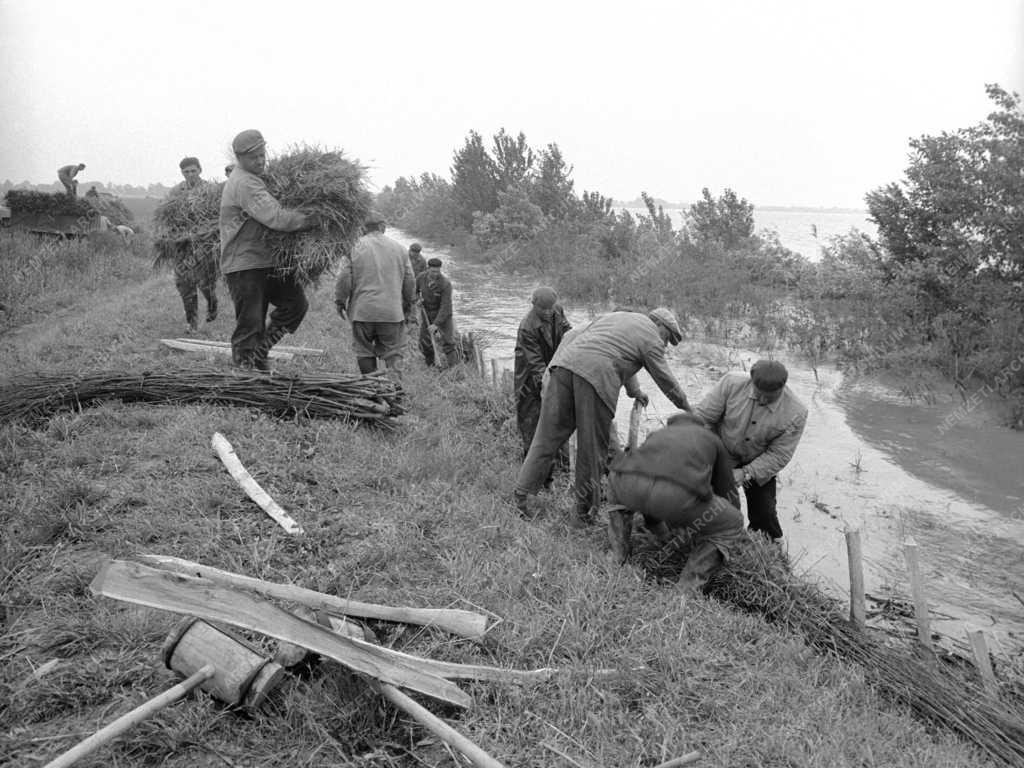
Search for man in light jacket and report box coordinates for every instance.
[335,212,416,379]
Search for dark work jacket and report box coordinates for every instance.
[514,305,572,398]
[409,251,427,282]
[417,273,453,324]
[609,411,735,506]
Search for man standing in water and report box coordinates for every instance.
[417,258,458,368]
[219,129,321,371]
[514,308,692,527]
[695,359,807,543]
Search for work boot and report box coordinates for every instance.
[513,490,531,518]
[642,515,673,544]
[606,505,633,564]
[677,541,725,595]
[206,299,218,323]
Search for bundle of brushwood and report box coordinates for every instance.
[151,182,223,270]
[4,189,95,218]
[687,541,1024,767]
[0,369,404,427]
[261,145,373,285]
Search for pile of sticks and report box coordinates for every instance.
[0,369,404,427]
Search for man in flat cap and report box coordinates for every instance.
[514,307,692,527]
[408,243,428,282]
[168,156,218,332]
[335,212,415,379]
[417,258,458,367]
[219,129,321,371]
[695,359,807,542]
[514,286,572,473]
[58,163,86,197]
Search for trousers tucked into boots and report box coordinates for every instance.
[224,269,308,367]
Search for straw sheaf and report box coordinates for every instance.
[152,182,223,269]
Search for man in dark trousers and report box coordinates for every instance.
[335,212,415,379]
[219,129,321,371]
[169,156,218,332]
[695,359,807,543]
[514,286,572,471]
[417,258,458,367]
[514,308,692,527]
[606,411,744,593]
[58,163,86,197]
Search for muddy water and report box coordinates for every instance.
[396,231,1024,654]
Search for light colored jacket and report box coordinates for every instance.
[695,372,808,485]
[334,232,415,323]
[219,168,306,274]
[549,311,688,413]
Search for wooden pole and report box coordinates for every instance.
[211,432,303,535]
[845,528,866,628]
[491,358,499,386]
[628,400,643,450]
[902,537,931,649]
[42,665,215,768]
[966,629,998,695]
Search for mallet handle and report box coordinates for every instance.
[42,664,215,768]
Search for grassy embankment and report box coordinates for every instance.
[0,231,1001,767]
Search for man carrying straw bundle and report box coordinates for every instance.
[220,130,322,372]
[334,212,415,380]
[417,258,458,368]
[169,157,219,332]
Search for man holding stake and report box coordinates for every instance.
[417,258,458,368]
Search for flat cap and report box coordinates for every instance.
[409,242,422,252]
[750,359,788,392]
[427,257,442,267]
[647,307,683,345]
[232,129,265,155]
[531,286,558,309]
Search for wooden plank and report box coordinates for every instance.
[845,528,866,627]
[137,554,489,641]
[903,537,931,649]
[169,338,325,356]
[211,432,303,535]
[90,560,471,708]
[160,338,294,361]
[966,629,998,695]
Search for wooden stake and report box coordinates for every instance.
[845,528,866,628]
[966,629,998,695]
[628,400,643,450]
[137,554,489,641]
[211,432,303,535]
[491,358,499,386]
[903,537,931,649]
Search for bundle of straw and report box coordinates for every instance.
[4,190,95,218]
[0,370,404,428]
[151,182,223,270]
[644,541,1024,766]
[262,145,373,285]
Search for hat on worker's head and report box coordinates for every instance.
[409,243,422,253]
[179,156,201,171]
[647,307,683,345]
[427,257,442,268]
[750,359,789,392]
[365,210,386,226]
[232,129,266,155]
[531,286,558,309]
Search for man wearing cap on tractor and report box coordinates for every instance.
[695,360,808,542]
[334,212,415,379]
[58,163,86,197]
[220,129,322,372]
[169,156,218,333]
[513,308,693,527]
[514,286,572,467]
[417,258,458,367]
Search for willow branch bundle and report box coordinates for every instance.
[4,190,95,217]
[693,542,1024,766]
[151,182,223,270]
[0,370,404,428]
[262,145,373,286]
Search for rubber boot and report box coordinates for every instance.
[606,505,633,564]
[205,290,218,323]
[677,541,725,595]
[357,357,377,375]
[182,295,198,333]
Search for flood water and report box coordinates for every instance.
[396,230,1024,656]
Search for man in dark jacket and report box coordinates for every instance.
[514,286,572,470]
[606,411,744,593]
[408,243,428,281]
[417,258,458,367]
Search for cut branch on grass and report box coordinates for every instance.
[211,432,303,535]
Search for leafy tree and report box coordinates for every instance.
[530,143,575,218]
[491,129,535,190]
[472,186,545,249]
[686,187,755,247]
[451,130,499,228]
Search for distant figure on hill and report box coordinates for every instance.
[168,156,219,333]
[85,186,99,198]
[514,286,572,478]
[695,360,808,544]
[334,212,415,380]
[219,129,322,372]
[58,163,86,197]
[416,258,458,368]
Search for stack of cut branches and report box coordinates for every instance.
[151,182,222,271]
[4,189,95,218]
[0,370,404,427]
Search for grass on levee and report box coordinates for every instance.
[0,256,999,767]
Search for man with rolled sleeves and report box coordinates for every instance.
[513,308,692,527]
[335,212,415,379]
[219,129,321,371]
[695,359,807,542]
[417,258,458,367]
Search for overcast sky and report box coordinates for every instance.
[2,0,1022,208]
